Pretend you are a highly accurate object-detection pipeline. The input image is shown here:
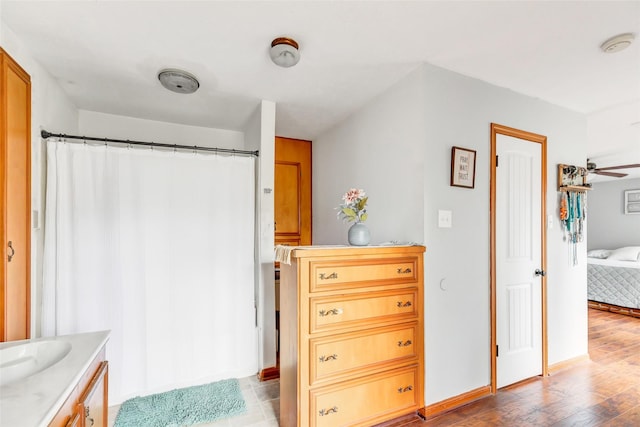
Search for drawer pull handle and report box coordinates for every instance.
[397,340,412,347]
[84,407,94,426]
[397,267,412,274]
[319,406,338,416]
[397,301,412,308]
[319,308,343,317]
[7,241,15,262]
[398,385,413,393]
[319,272,338,280]
[319,354,338,362]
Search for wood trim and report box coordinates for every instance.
[420,385,492,419]
[0,50,6,342]
[489,126,497,393]
[540,132,547,377]
[588,300,640,318]
[78,361,109,402]
[548,354,590,375]
[259,366,280,381]
[375,412,425,426]
[490,123,548,393]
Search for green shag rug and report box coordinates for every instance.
[114,378,246,427]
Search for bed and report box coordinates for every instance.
[587,246,640,317]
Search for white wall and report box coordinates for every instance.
[314,63,588,406]
[2,21,79,337]
[313,68,427,245]
[78,110,244,149]
[587,178,640,250]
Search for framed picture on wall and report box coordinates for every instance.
[450,146,476,189]
[624,189,640,214]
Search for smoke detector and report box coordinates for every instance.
[600,33,635,53]
[270,37,300,68]
[157,69,200,94]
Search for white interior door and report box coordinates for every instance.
[496,133,543,388]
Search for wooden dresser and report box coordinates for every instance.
[280,245,425,427]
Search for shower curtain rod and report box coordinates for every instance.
[41,130,259,157]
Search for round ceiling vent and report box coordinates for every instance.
[157,69,200,94]
[600,33,635,53]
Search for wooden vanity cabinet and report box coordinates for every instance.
[64,411,80,427]
[280,245,426,427]
[78,360,108,427]
[49,348,109,427]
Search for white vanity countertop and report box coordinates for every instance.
[0,330,110,427]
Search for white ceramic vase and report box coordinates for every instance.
[348,222,370,246]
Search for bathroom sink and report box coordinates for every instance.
[0,340,72,386]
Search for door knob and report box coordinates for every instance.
[534,269,546,277]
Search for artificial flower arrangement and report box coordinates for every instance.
[337,188,368,223]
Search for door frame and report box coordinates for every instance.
[490,123,548,392]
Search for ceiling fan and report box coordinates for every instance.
[586,161,640,178]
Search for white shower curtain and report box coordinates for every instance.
[42,140,258,404]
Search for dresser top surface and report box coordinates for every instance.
[288,244,426,259]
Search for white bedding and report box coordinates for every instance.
[587,248,640,309]
[587,257,640,269]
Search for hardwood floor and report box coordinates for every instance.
[386,308,640,426]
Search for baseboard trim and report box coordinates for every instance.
[588,300,640,318]
[259,366,280,381]
[421,385,492,419]
[548,354,590,375]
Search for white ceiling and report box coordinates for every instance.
[2,0,639,180]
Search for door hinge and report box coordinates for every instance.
[496,155,499,167]
[496,345,499,357]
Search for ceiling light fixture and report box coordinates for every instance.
[270,37,300,68]
[157,69,200,94]
[600,33,635,53]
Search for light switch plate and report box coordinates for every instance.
[32,210,39,229]
[438,210,452,228]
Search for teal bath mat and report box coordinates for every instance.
[114,378,247,427]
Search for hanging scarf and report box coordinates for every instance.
[560,191,586,265]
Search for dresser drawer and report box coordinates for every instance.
[310,288,417,333]
[310,365,420,427]
[309,256,418,292]
[310,323,418,385]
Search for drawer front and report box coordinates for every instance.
[310,257,418,292]
[310,365,420,427]
[310,289,417,333]
[310,324,418,384]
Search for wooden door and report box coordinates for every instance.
[275,137,312,247]
[1,48,31,341]
[491,123,547,391]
